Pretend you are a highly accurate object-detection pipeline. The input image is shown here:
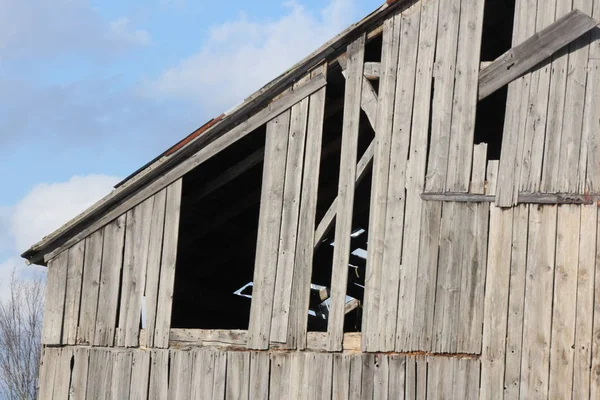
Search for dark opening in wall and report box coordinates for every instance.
[171,127,266,330]
[475,0,516,159]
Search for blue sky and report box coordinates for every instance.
[0,0,381,288]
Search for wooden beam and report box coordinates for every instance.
[479,10,598,100]
[338,55,378,130]
[421,192,600,205]
[42,76,326,264]
[363,62,381,79]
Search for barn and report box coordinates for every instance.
[24,0,600,398]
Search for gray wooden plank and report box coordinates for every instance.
[149,349,169,400]
[269,353,291,400]
[212,350,227,400]
[118,196,154,347]
[71,347,90,400]
[518,0,557,193]
[309,353,334,400]
[548,205,580,398]
[363,14,400,351]
[226,351,250,400]
[573,204,597,400]
[424,0,461,192]
[77,230,104,345]
[332,353,351,400]
[520,205,557,399]
[479,9,597,99]
[154,179,182,348]
[52,347,73,400]
[327,34,365,351]
[129,350,150,400]
[169,350,194,400]
[111,350,133,399]
[247,110,290,350]
[503,205,529,400]
[94,215,126,347]
[373,355,389,400]
[143,188,167,348]
[559,1,593,192]
[63,241,85,345]
[480,206,513,398]
[584,59,600,192]
[41,75,328,264]
[591,204,600,399]
[270,74,311,344]
[471,143,488,194]
[86,349,113,400]
[378,5,421,352]
[387,355,405,399]
[38,348,57,400]
[191,348,216,400]
[289,352,309,400]
[445,0,485,192]
[249,351,270,400]
[42,250,68,345]
[397,0,440,353]
[288,64,327,350]
[348,355,362,400]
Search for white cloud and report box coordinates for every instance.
[11,175,120,253]
[145,0,359,114]
[107,17,152,47]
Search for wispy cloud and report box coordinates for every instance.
[107,17,152,47]
[144,0,359,114]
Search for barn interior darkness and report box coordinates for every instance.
[170,0,516,331]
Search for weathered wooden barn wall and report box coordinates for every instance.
[41,179,182,349]
[34,0,600,398]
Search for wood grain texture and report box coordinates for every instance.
[154,179,182,348]
[77,230,104,345]
[42,250,68,345]
[247,111,290,350]
[327,34,365,351]
[149,349,169,400]
[129,350,150,400]
[63,241,85,345]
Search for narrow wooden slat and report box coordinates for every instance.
[52,348,73,400]
[559,2,593,192]
[519,0,556,193]
[471,143,487,194]
[247,111,290,350]
[169,350,194,400]
[520,205,557,399]
[333,353,351,400]
[363,15,400,351]
[77,230,104,345]
[94,216,126,346]
[149,350,169,400]
[225,351,250,400]
[118,197,154,347]
[360,354,375,400]
[249,351,270,400]
[549,205,580,398]
[378,5,421,352]
[42,250,68,345]
[270,75,311,344]
[573,205,597,400]
[86,349,113,400]
[41,75,327,264]
[71,347,90,399]
[309,353,334,400]
[485,160,499,196]
[144,189,166,348]
[479,9,597,99]
[212,350,227,400]
[269,353,291,400]
[480,206,513,398]
[289,65,327,349]
[584,59,600,192]
[495,0,538,207]
[387,355,405,399]
[425,0,461,192]
[111,350,133,399]
[289,352,309,400]
[373,355,389,400]
[348,355,362,400]
[397,0,440,352]
[456,202,489,354]
[591,203,600,399]
[63,241,85,345]
[427,357,453,399]
[191,349,215,400]
[503,205,529,399]
[129,350,150,400]
[38,348,57,400]
[154,179,182,348]
[327,34,365,351]
[445,0,485,191]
